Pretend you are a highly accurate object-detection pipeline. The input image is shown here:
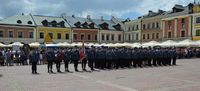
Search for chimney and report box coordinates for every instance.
[101,16,104,21]
[87,15,91,19]
[22,13,24,15]
[72,15,75,18]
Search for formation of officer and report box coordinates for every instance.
[34,46,178,74]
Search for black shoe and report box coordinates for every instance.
[50,71,53,73]
[75,69,79,72]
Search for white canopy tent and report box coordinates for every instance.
[176,39,198,47]
[142,41,160,47]
[159,40,177,47]
[0,43,5,47]
[29,42,40,47]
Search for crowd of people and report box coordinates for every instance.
[0,47,200,74]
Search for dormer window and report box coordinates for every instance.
[74,22,81,28]
[113,24,121,31]
[100,23,109,30]
[27,21,32,24]
[42,20,48,26]
[89,23,95,29]
[60,21,65,28]
[82,22,88,28]
[51,20,57,27]
[17,20,22,24]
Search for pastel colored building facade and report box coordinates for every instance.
[63,15,99,43]
[124,19,141,43]
[191,3,200,40]
[92,17,124,43]
[141,10,164,42]
[162,4,192,41]
[32,15,71,43]
[0,14,36,44]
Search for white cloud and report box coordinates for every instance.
[0,0,196,19]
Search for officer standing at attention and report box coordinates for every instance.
[64,48,71,72]
[71,46,80,72]
[87,46,96,71]
[29,49,38,74]
[46,48,55,73]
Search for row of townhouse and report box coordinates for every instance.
[124,2,200,43]
[0,14,124,44]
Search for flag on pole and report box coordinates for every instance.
[80,41,86,61]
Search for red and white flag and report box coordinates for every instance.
[80,41,86,61]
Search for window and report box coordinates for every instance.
[136,25,139,30]
[18,32,23,38]
[73,34,77,40]
[168,32,171,38]
[106,34,109,41]
[111,34,114,41]
[156,33,159,39]
[27,21,32,24]
[181,31,185,37]
[147,34,150,39]
[17,20,22,24]
[0,31,3,37]
[128,34,131,40]
[196,17,200,23]
[143,34,145,39]
[102,34,105,41]
[95,34,98,40]
[57,33,61,39]
[65,33,69,39]
[147,24,150,29]
[136,34,138,40]
[81,34,85,40]
[128,27,131,31]
[118,34,121,41]
[48,33,53,39]
[181,18,185,24]
[168,20,172,30]
[156,22,159,28]
[152,23,155,29]
[196,30,200,36]
[88,34,91,40]
[181,23,185,29]
[152,33,155,39]
[39,32,44,39]
[9,31,13,38]
[132,26,135,31]
[29,32,33,38]
[143,24,146,30]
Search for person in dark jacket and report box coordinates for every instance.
[71,47,80,72]
[46,48,55,73]
[64,48,71,72]
[29,49,38,74]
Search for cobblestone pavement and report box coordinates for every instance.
[0,59,200,91]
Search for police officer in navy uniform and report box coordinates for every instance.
[71,46,80,72]
[172,48,177,65]
[29,49,38,74]
[87,46,96,71]
[55,50,64,73]
[64,48,71,72]
[46,48,55,73]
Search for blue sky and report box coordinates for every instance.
[0,0,196,20]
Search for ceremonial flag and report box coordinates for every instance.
[80,41,86,61]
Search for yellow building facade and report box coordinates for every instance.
[37,27,71,43]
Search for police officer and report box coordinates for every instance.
[29,49,38,74]
[55,50,64,73]
[71,47,80,72]
[46,48,55,73]
[172,48,177,65]
[87,46,96,71]
[64,48,71,72]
